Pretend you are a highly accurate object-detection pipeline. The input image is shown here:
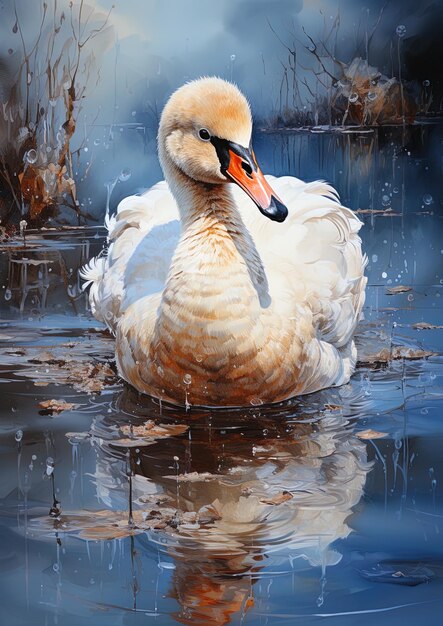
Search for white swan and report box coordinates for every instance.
[82,77,367,407]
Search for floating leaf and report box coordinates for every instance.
[356,429,388,440]
[359,346,435,365]
[386,285,412,295]
[38,399,77,414]
[119,420,188,441]
[260,491,293,506]
[164,471,219,483]
[413,322,443,330]
[391,347,435,360]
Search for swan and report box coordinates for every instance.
[82,77,367,407]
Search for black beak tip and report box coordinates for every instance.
[263,195,288,223]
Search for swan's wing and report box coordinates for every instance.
[81,181,180,332]
[234,175,367,348]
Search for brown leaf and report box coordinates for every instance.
[359,346,435,365]
[324,403,342,411]
[357,429,388,440]
[386,285,412,295]
[260,491,293,506]
[38,399,76,414]
[65,360,117,393]
[165,471,218,483]
[413,322,443,330]
[392,347,435,360]
[119,420,188,441]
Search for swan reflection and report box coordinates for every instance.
[79,386,371,624]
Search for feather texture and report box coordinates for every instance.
[82,175,366,406]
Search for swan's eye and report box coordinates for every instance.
[198,128,211,141]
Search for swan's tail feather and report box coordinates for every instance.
[79,256,106,290]
[79,255,107,323]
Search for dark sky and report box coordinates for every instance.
[1,0,442,219]
[2,0,442,120]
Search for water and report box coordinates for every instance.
[0,125,442,625]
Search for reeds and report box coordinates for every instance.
[0,0,114,226]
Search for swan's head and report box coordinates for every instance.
[158,77,288,222]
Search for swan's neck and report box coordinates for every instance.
[147,166,273,402]
[163,171,270,309]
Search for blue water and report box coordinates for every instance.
[0,125,442,625]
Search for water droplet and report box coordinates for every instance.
[371,254,378,263]
[46,457,54,476]
[183,373,192,385]
[195,354,203,363]
[53,563,59,572]
[382,271,388,279]
[26,149,37,164]
[423,79,430,87]
[230,54,236,61]
[396,24,406,37]
[4,288,12,301]
[8,48,13,55]
[12,20,18,33]
[131,110,136,117]
[118,168,131,182]
[349,93,358,103]
[31,454,37,461]
[393,186,399,194]
[15,429,23,442]
[423,194,433,205]
[93,138,100,146]
[157,365,164,377]
[367,91,377,101]
[407,293,414,302]
[83,146,88,152]
[173,455,179,462]
[382,194,391,206]
[67,284,77,298]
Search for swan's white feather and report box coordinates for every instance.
[231,176,367,349]
[83,175,366,390]
[83,182,180,332]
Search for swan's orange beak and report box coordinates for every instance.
[211,137,288,222]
